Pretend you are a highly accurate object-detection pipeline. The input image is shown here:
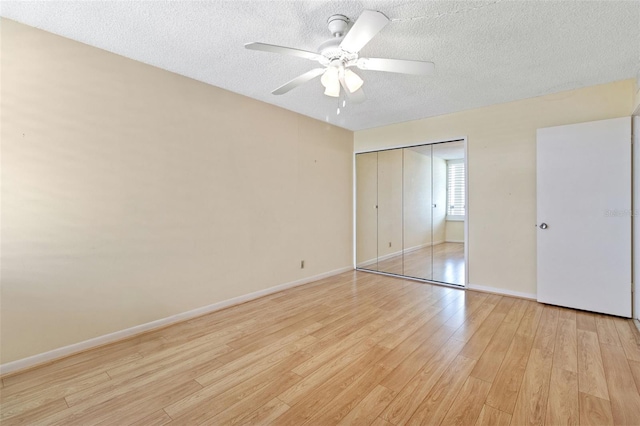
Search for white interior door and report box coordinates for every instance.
[634,115,640,320]
[537,117,631,317]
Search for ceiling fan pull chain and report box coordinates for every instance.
[338,88,349,115]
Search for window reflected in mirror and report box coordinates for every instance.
[355,140,465,286]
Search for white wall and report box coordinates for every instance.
[0,19,353,363]
[355,79,635,297]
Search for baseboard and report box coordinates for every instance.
[445,239,464,243]
[0,265,353,377]
[467,283,537,301]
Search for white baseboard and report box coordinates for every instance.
[445,239,464,243]
[415,240,446,251]
[467,283,537,301]
[0,265,353,377]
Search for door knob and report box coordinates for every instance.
[539,223,548,229]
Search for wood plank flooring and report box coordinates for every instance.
[2,271,640,425]
[365,242,466,285]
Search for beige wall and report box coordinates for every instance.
[634,73,640,113]
[432,156,447,243]
[0,20,353,363]
[377,150,403,257]
[445,221,464,243]
[355,79,635,296]
[403,148,432,249]
[355,152,378,265]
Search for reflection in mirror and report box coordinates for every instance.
[432,141,465,285]
[355,140,465,286]
[376,149,404,275]
[402,145,433,280]
[356,152,378,270]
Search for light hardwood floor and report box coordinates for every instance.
[2,271,640,425]
[369,243,465,285]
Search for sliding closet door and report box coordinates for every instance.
[432,141,465,285]
[355,152,378,271]
[402,146,433,280]
[356,142,465,286]
[377,149,403,275]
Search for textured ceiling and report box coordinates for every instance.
[2,1,639,131]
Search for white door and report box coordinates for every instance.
[537,117,631,317]
[634,115,640,320]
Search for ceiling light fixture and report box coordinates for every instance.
[322,67,363,98]
[343,69,364,93]
[245,9,435,105]
[321,67,340,97]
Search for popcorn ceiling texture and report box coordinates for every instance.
[2,0,639,131]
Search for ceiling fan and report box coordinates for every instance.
[245,10,435,103]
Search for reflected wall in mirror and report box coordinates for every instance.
[355,152,378,270]
[376,149,403,276]
[402,145,433,280]
[355,140,466,286]
[432,141,465,285]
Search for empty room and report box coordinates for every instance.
[2,1,640,425]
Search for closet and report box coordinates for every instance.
[355,140,466,286]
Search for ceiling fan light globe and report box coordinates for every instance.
[324,83,340,97]
[344,69,364,93]
[321,67,339,88]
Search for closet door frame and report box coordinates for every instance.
[353,137,468,288]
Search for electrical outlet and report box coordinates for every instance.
[301,260,305,269]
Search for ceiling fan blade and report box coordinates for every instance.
[339,75,366,104]
[357,57,435,75]
[339,10,389,53]
[272,68,326,95]
[245,42,321,61]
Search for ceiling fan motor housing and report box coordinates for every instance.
[318,14,358,68]
[327,14,349,37]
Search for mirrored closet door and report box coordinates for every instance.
[355,140,466,286]
[355,152,378,271]
[432,142,465,284]
[376,149,403,276]
[402,145,433,281]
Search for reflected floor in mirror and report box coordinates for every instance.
[374,242,465,285]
